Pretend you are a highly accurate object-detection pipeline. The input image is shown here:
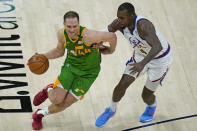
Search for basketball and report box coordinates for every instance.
[28,54,49,74]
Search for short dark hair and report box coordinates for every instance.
[118,2,135,14]
[63,11,79,22]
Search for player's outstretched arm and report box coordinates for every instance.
[43,29,65,59]
[83,29,117,54]
[108,19,122,32]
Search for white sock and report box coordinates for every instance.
[47,87,53,92]
[149,99,157,107]
[37,107,50,116]
[109,100,118,112]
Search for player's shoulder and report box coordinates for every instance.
[137,18,155,34]
[57,28,66,36]
[137,18,153,29]
[57,28,65,42]
[57,28,64,34]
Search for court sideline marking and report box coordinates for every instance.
[122,114,197,131]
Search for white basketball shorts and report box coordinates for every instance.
[124,49,173,92]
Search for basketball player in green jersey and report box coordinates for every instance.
[31,11,117,130]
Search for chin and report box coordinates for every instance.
[69,33,77,37]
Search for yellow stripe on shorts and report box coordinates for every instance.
[53,77,60,88]
[80,95,85,100]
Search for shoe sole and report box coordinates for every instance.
[140,118,153,123]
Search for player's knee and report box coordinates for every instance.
[55,101,68,109]
[62,94,78,108]
[49,97,64,104]
[60,100,73,108]
[62,101,71,108]
[48,87,67,104]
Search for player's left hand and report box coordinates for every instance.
[129,62,146,75]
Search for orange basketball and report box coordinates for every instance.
[28,54,49,74]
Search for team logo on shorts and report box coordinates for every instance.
[75,88,84,93]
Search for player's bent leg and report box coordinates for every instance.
[113,74,136,102]
[139,59,171,123]
[95,107,116,128]
[48,93,78,114]
[141,86,155,105]
[33,83,54,106]
[48,86,67,105]
[95,74,135,128]
[32,92,78,130]
[140,81,158,123]
[62,92,78,107]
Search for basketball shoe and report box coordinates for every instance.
[33,84,53,106]
[95,107,116,127]
[32,109,44,130]
[140,105,156,123]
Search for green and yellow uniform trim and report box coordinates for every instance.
[54,25,101,100]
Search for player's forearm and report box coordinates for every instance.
[107,34,117,53]
[44,48,64,59]
[108,38,117,53]
[141,44,162,65]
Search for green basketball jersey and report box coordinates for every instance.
[62,26,101,70]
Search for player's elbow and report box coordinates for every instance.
[154,43,162,52]
[110,33,117,53]
[110,32,117,40]
[59,50,65,57]
[56,48,65,57]
[157,44,162,52]
[109,32,117,44]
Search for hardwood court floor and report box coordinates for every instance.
[0,0,197,131]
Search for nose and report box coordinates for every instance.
[70,28,74,32]
[70,28,75,33]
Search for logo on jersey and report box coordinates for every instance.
[70,45,91,56]
[129,37,146,49]
[129,37,142,45]
[78,41,83,44]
